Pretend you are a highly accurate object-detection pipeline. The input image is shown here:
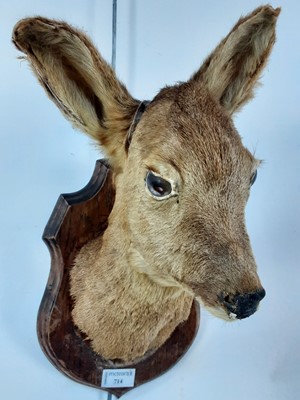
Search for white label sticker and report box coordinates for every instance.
[101,368,136,388]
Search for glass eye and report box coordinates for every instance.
[250,170,257,186]
[146,171,172,198]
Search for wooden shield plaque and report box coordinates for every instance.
[37,159,200,398]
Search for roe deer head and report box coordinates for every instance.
[13,5,280,362]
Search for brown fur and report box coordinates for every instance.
[13,5,280,362]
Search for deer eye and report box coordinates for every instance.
[146,171,173,199]
[250,170,257,186]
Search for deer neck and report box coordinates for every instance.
[71,193,194,362]
[103,206,190,307]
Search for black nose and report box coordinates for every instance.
[222,288,266,319]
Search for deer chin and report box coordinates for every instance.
[206,305,238,321]
[196,297,237,322]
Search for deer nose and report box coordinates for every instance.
[222,288,266,319]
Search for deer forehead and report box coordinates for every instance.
[130,85,258,190]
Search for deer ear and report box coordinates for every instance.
[12,17,139,170]
[190,6,280,114]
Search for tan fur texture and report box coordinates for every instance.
[13,5,280,362]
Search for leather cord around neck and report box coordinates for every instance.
[125,100,150,152]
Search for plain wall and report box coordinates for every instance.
[0,1,299,399]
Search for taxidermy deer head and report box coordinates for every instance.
[13,5,280,363]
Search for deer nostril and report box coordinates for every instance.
[222,288,266,319]
[224,294,234,304]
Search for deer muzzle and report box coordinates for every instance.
[220,288,266,319]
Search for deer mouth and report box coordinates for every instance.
[220,289,266,320]
[196,288,266,321]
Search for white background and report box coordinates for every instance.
[0,1,299,399]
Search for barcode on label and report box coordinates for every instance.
[101,368,136,388]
